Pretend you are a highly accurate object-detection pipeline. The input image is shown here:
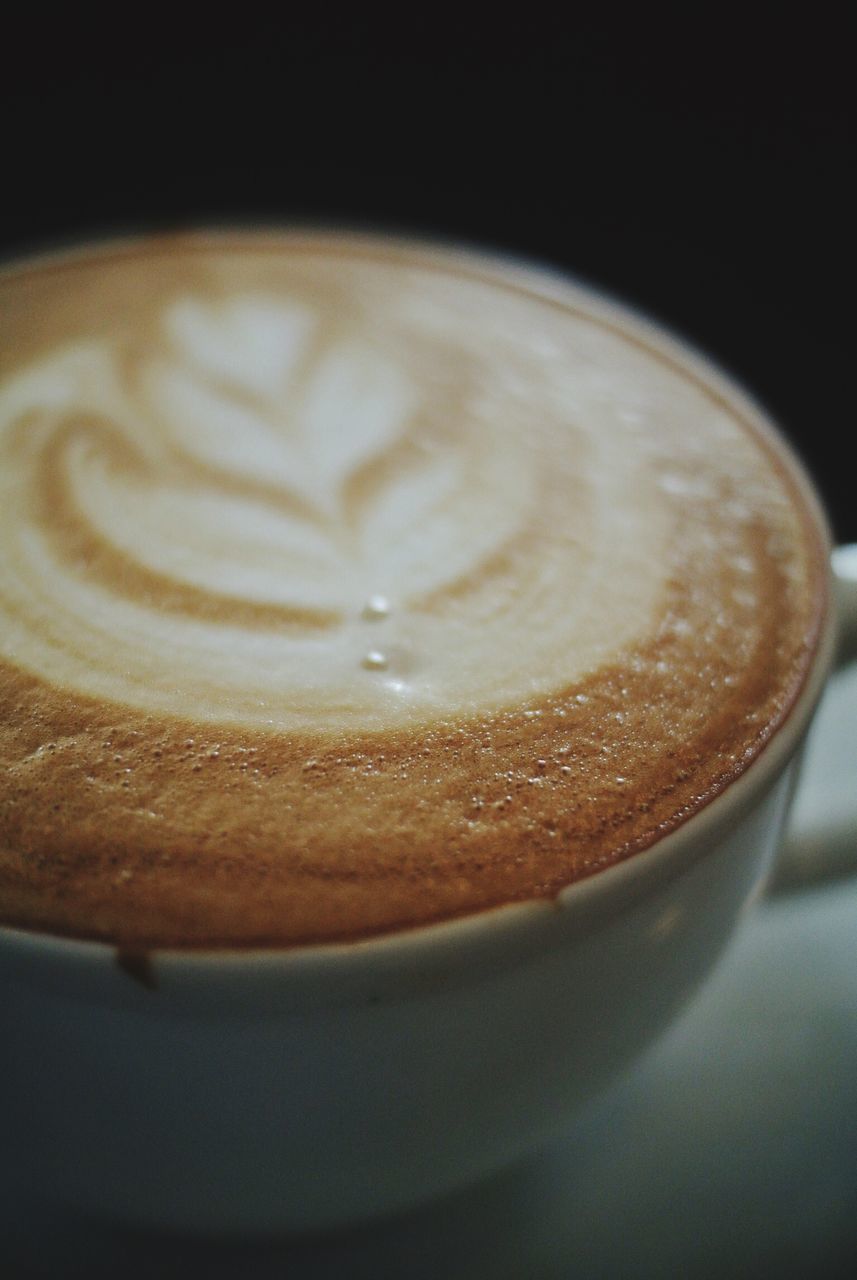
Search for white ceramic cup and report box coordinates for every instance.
[2,267,856,1236]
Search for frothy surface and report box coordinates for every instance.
[0,233,826,946]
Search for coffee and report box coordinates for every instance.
[0,232,826,946]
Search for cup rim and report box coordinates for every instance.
[0,226,837,997]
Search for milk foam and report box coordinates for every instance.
[0,252,700,730]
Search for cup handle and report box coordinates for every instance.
[768,544,857,894]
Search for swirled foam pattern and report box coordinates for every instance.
[0,234,826,946]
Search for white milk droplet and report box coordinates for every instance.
[362,650,389,671]
[362,595,391,621]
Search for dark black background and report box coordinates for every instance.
[3,12,853,540]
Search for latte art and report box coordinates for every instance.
[0,234,826,946]
[0,272,670,727]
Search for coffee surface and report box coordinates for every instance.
[0,233,826,946]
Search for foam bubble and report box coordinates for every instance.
[362,595,391,621]
[361,650,389,671]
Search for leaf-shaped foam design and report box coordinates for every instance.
[3,295,467,623]
[0,294,547,633]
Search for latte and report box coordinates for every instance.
[0,232,827,946]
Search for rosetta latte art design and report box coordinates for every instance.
[0,237,826,946]
[0,271,673,728]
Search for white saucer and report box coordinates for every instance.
[3,666,856,1278]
